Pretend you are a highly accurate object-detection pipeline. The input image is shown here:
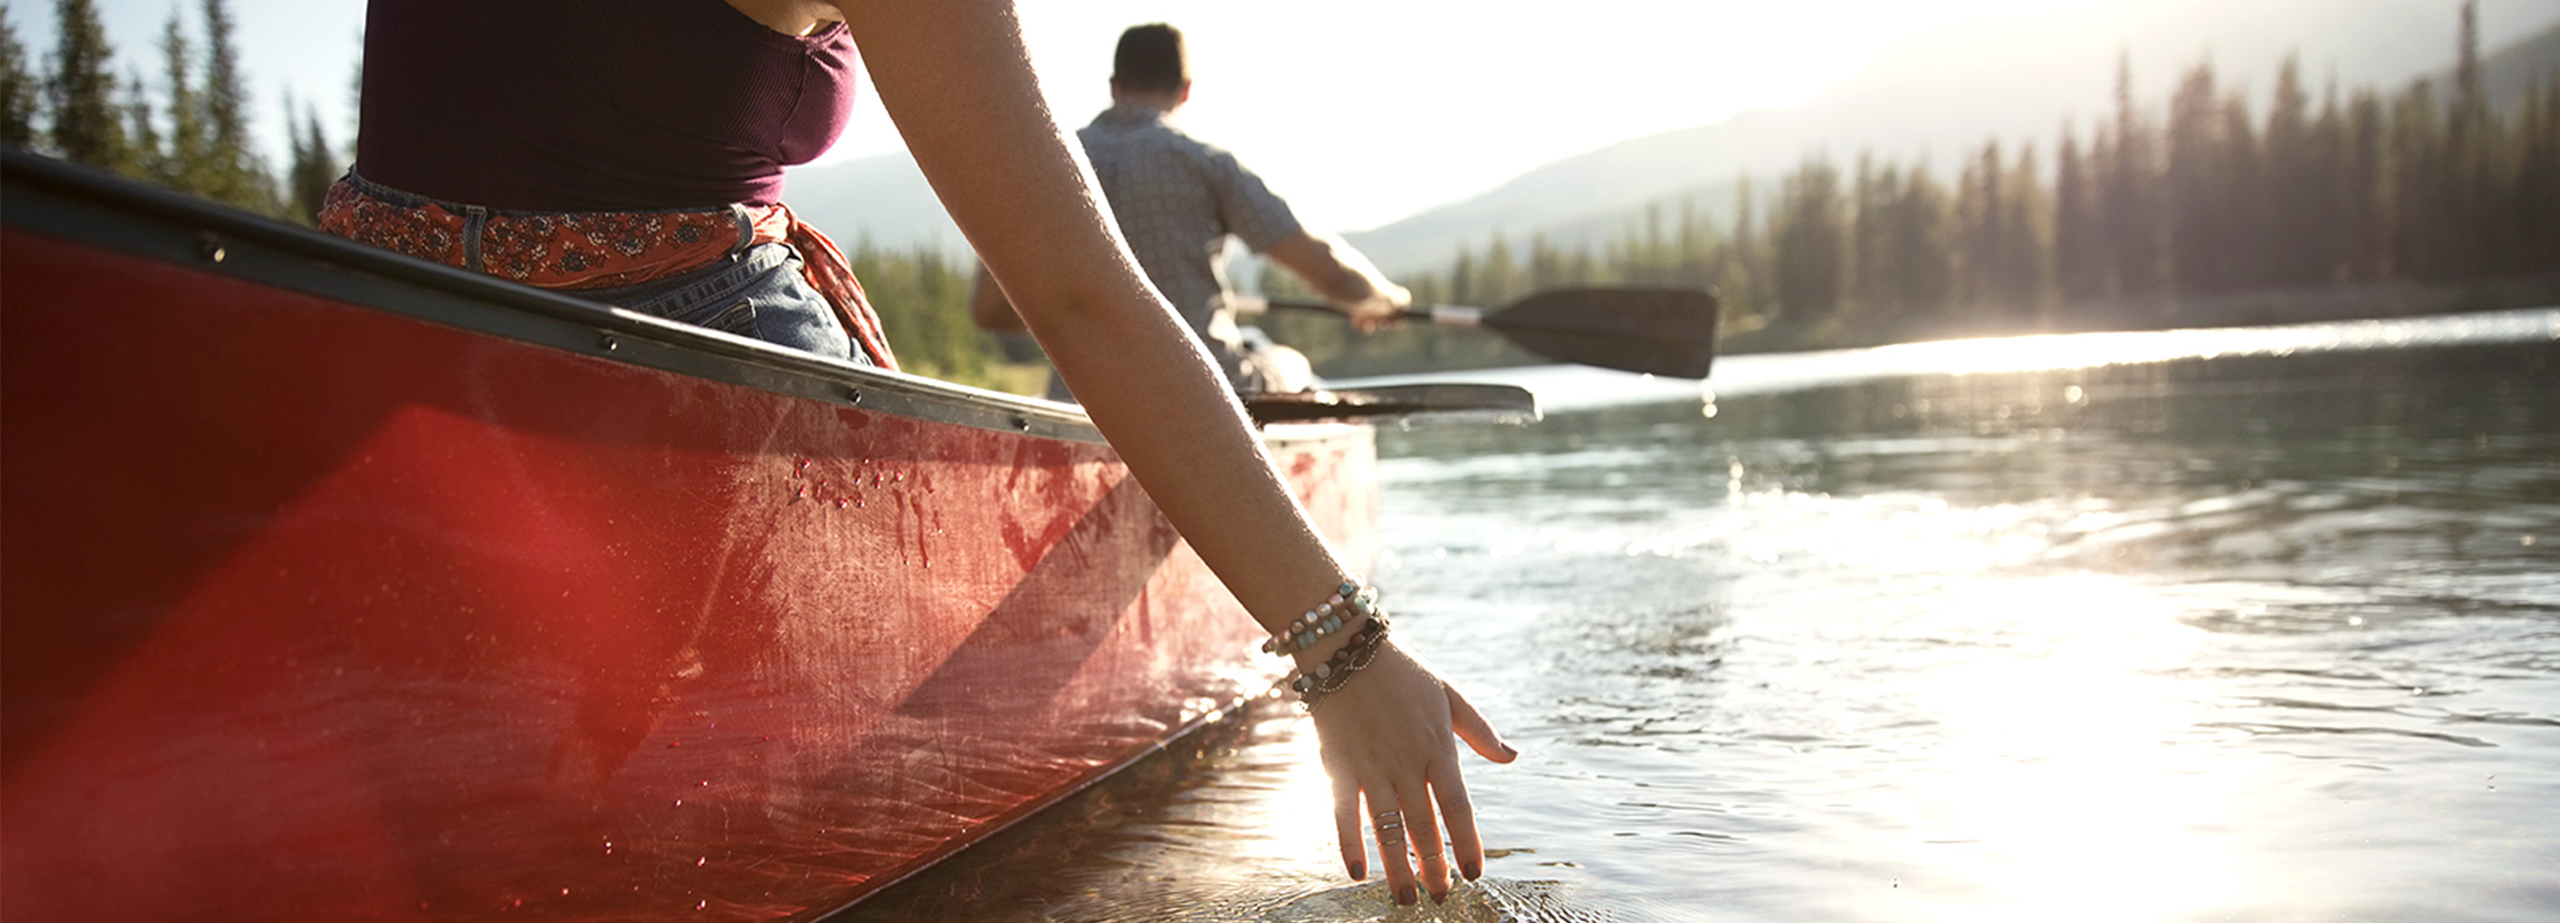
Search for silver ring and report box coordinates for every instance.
[1374,810,1405,833]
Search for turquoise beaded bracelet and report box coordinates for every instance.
[1262,581,1381,656]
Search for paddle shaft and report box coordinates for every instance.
[1226,287,1721,379]
[1232,295,1484,327]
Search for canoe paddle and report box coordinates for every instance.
[1231,287,1721,379]
[1243,383,1540,425]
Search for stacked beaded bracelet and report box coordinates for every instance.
[1262,581,1381,657]
[1287,615,1392,711]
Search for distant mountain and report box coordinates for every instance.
[782,149,966,257]
[1346,0,2560,275]
[2474,19,2560,109]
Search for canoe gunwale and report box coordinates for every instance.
[1,149,1113,443]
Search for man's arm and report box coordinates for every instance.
[1262,231,1410,331]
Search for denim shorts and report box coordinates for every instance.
[582,241,862,364]
[333,172,863,364]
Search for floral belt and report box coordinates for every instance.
[318,176,897,370]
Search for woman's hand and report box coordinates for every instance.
[1310,642,1516,905]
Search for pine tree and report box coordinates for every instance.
[46,0,126,169]
[2103,51,2162,297]
[1847,151,1892,320]
[1721,174,1766,329]
[1955,141,2003,315]
[2264,55,2326,286]
[1884,159,1955,327]
[286,98,338,224]
[1478,231,1524,304]
[2054,125,2105,301]
[2391,79,2447,279]
[1770,155,1845,329]
[2340,88,2390,280]
[1675,198,1714,288]
[2001,143,2052,325]
[2300,77,2347,284]
[2226,98,2270,291]
[121,65,159,177]
[157,12,203,188]
[194,0,275,212]
[2524,70,2560,269]
[3,6,43,148]
[2165,59,2225,294]
[2444,0,2487,276]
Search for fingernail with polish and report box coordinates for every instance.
[1431,888,1448,905]
[1461,861,1482,881]
[1350,862,1366,881]
[1396,886,1418,906]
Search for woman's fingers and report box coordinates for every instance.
[1397,780,1453,903]
[1445,682,1518,764]
[1368,785,1422,906]
[1430,756,1485,882]
[1331,773,1367,881]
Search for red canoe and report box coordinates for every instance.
[0,151,1385,921]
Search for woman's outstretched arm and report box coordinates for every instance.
[831,0,1515,905]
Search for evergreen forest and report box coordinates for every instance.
[1267,2,2560,375]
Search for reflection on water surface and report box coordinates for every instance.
[847,310,2560,922]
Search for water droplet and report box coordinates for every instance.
[697,900,708,910]
[673,798,683,807]
[696,857,707,867]
[835,498,850,509]
[795,458,811,472]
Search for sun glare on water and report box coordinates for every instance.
[1873,575,2245,921]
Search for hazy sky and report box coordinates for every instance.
[17,0,2004,229]
[14,1,2554,230]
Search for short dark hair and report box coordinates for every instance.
[1112,24,1188,92]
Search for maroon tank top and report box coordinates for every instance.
[355,0,855,210]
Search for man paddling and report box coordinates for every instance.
[971,22,1411,396]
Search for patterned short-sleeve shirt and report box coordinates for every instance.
[1078,103,1303,361]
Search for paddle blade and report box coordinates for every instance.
[1481,288,1721,378]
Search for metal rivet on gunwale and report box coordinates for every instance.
[1013,416,1033,432]
[197,234,226,263]
[845,387,863,404]
[599,334,618,351]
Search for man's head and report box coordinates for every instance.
[1110,23,1190,108]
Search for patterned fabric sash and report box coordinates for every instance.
[319,177,898,370]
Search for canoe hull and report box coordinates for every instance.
[0,155,1374,921]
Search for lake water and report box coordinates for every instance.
[840,308,2560,923]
